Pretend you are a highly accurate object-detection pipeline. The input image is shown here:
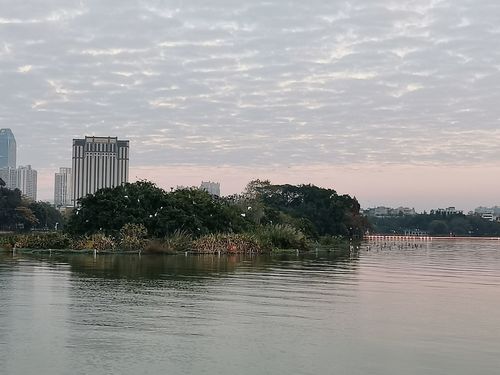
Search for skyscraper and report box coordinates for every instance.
[0,167,17,190]
[54,167,72,207]
[72,136,129,205]
[15,165,37,201]
[0,128,16,168]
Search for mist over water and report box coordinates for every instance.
[1,240,499,375]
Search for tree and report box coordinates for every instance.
[66,180,169,236]
[428,220,449,235]
[29,201,65,230]
[247,182,369,238]
[0,186,38,230]
[66,181,247,237]
[449,217,471,236]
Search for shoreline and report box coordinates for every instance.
[1,247,316,255]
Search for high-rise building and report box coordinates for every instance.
[0,167,17,190]
[15,165,37,201]
[72,136,129,205]
[0,128,16,168]
[54,167,72,207]
[0,165,37,201]
[200,181,221,196]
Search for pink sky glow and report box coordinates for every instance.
[36,163,500,213]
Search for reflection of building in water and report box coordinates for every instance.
[200,181,220,196]
[72,136,129,205]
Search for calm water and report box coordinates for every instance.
[1,240,499,375]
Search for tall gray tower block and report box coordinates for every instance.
[54,167,72,207]
[72,136,129,205]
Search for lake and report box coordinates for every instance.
[1,239,499,375]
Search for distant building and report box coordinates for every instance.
[396,207,417,216]
[72,136,129,205]
[474,206,500,222]
[364,206,416,217]
[200,181,220,196]
[54,167,73,208]
[0,167,16,189]
[16,165,37,201]
[481,212,495,222]
[0,128,16,168]
[175,185,196,191]
[0,165,37,201]
[430,207,463,215]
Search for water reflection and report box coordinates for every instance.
[2,247,359,281]
[3,241,498,375]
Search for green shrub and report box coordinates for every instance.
[0,234,18,250]
[118,223,148,251]
[163,230,192,252]
[71,233,116,251]
[143,230,193,254]
[143,240,175,254]
[192,233,263,254]
[14,232,71,249]
[254,224,309,250]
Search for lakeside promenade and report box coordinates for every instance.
[365,235,500,241]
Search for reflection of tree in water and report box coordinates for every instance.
[0,252,12,264]
[0,252,30,269]
[1,245,360,281]
[67,254,246,280]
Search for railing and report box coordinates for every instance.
[365,235,500,241]
[364,235,432,241]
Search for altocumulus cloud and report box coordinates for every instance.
[1,0,500,170]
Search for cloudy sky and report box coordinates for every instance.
[1,0,500,210]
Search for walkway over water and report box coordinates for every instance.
[365,235,500,241]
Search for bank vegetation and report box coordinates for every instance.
[1,180,369,253]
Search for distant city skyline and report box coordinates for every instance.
[6,128,500,213]
[2,1,500,210]
[0,128,37,200]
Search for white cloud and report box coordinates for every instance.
[0,0,499,176]
[17,65,32,73]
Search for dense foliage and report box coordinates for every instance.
[0,186,63,231]
[233,180,369,238]
[369,213,500,236]
[66,181,246,237]
[66,180,368,243]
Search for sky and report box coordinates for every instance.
[1,0,500,211]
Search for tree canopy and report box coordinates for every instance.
[66,180,368,240]
[66,181,246,237]
[229,181,369,238]
[247,182,369,238]
[0,186,63,231]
